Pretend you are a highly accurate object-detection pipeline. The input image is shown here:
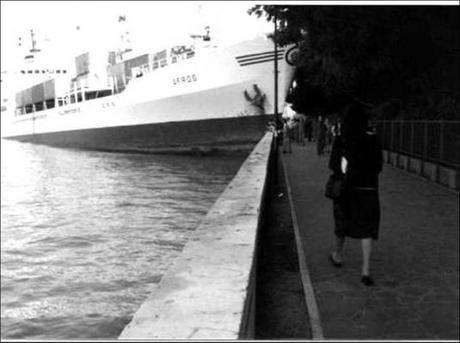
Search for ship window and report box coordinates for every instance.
[21,70,25,74]
[70,94,76,103]
[85,91,97,100]
[63,70,67,74]
[153,62,159,69]
[28,70,33,74]
[160,60,167,67]
[42,70,46,73]
[56,70,61,74]
[77,93,82,102]
[172,57,177,64]
[35,70,40,74]
[46,99,55,109]
[35,102,44,112]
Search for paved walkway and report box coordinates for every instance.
[282,141,459,340]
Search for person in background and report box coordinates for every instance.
[324,116,333,153]
[328,103,383,286]
[305,115,313,142]
[297,113,306,145]
[316,115,326,155]
[291,118,299,143]
[331,118,341,139]
[312,115,318,142]
[282,118,292,153]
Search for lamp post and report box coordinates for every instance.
[274,11,279,130]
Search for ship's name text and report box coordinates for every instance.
[59,108,80,116]
[172,74,197,85]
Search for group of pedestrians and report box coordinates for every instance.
[277,103,383,286]
[314,115,340,156]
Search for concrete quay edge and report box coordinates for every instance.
[281,153,324,340]
[119,132,274,339]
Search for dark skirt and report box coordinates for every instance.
[333,188,380,240]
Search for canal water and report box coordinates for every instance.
[0,139,247,339]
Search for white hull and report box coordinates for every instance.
[1,37,295,151]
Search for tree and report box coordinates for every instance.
[249,5,460,119]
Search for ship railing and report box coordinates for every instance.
[131,52,195,80]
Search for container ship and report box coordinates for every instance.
[1,23,296,153]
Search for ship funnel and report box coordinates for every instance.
[190,25,211,42]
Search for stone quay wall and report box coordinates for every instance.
[119,131,275,339]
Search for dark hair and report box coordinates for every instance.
[342,103,368,143]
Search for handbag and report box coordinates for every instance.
[325,173,345,199]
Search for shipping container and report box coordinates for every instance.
[15,92,23,107]
[154,49,167,61]
[23,88,32,106]
[108,62,126,77]
[43,79,55,100]
[124,54,151,78]
[31,83,45,103]
[75,52,90,76]
[16,79,58,107]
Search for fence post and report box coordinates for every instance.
[409,121,415,171]
[398,120,403,168]
[379,120,386,149]
[421,121,428,178]
[389,121,394,164]
[437,122,444,183]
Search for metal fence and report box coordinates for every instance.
[374,120,460,170]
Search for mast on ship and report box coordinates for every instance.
[24,29,41,61]
[116,15,132,63]
[189,5,217,50]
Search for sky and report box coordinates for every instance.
[0,1,273,71]
[3,0,454,71]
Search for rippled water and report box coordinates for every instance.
[0,139,246,339]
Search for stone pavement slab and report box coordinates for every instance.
[282,142,459,340]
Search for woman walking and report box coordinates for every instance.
[328,103,383,286]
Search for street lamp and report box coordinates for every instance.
[274,11,279,130]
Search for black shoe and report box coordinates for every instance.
[361,275,375,286]
[329,252,342,267]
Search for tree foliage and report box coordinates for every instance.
[249,5,460,119]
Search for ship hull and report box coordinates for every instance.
[6,115,272,154]
[2,36,296,153]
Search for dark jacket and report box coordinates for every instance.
[330,133,382,185]
[345,132,383,189]
[329,132,383,239]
